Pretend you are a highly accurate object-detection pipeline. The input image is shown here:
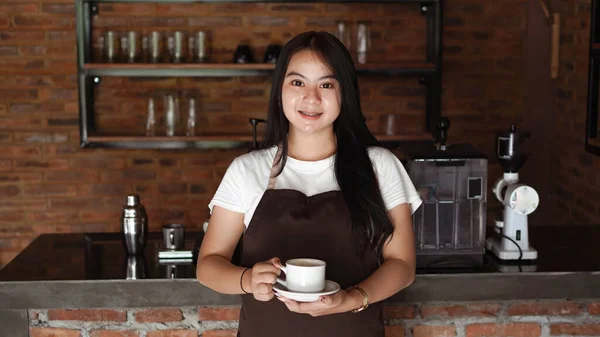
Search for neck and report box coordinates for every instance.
[287,129,336,161]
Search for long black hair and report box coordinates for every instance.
[261,31,395,258]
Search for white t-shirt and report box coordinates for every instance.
[208,146,423,227]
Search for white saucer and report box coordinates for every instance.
[273,280,340,302]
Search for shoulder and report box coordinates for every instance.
[367,146,399,166]
[230,146,277,170]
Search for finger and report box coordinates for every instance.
[270,257,282,268]
[253,271,278,285]
[253,262,280,275]
[253,282,272,295]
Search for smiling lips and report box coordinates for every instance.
[299,110,323,119]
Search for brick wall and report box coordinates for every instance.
[553,0,600,225]
[27,300,600,337]
[0,0,531,267]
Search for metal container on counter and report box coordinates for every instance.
[121,194,148,255]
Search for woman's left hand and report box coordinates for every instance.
[276,290,359,316]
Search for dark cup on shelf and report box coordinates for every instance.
[263,44,281,63]
[233,44,255,64]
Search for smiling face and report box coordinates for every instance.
[281,49,342,137]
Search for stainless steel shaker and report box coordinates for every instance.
[121,194,148,255]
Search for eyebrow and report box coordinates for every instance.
[285,71,337,81]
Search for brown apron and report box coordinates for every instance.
[237,147,384,337]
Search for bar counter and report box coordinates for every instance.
[1,225,599,337]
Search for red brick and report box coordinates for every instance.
[0,117,44,129]
[27,211,79,223]
[100,170,157,182]
[0,159,11,171]
[70,158,126,169]
[385,325,405,337]
[48,309,127,322]
[41,4,74,14]
[45,171,98,182]
[30,327,81,337]
[589,302,600,315]
[50,198,99,209]
[146,330,198,337]
[90,331,139,337]
[0,145,41,156]
[412,325,456,337]
[550,323,600,335]
[55,223,115,233]
[135,308,183,322]
[24,184,77,197]
[0,211,25,222]
[15,132,69,143]
[202,330,237,337]
[383,305,417,319]
[466,323,541,337]
[0,172,42,182]
[508,301,582,316]
[0,225,53,238]
[15,159,69,170]
[198,307,240,321]
[421,303,501,318]
[0,185,20,197]
[0,200,47,211]
[0,3,38,13]
[12,15,74,28]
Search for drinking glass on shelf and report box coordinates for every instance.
[356,22,370,64]
[167,31,186,63]
[164,94,180,137]
[146,97,156,137]
[186,97,197,136]
[188,31,209,63]
[147,31,163,63]
[100,31,120,63]
[121,31,140,63]
[334,21,351,51]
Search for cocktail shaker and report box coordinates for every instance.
[121,194,148,255]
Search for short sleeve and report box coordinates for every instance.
[371,147,423,214]
[208,157,247,214]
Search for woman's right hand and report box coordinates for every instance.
[247,257,282,301]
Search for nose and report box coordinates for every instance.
[303,86,321,105]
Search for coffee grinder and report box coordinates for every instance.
[486,125,539,260]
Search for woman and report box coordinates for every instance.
[196,31,422,337]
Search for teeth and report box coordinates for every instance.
[300,111,321,117]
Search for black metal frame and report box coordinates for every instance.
[586,0,600,156]
[76,0,443,149]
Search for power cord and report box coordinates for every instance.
[499,233,523,272]
[500,233,523,261]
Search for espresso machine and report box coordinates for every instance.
[485,125,539,260]
[398,117,488,268]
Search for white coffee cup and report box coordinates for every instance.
[276,258,326,293]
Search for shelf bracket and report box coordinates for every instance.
[420,3,429,16]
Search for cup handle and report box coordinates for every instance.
[275,265,287,288]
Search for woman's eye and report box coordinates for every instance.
[321,83,333,89]
[291,80,303,86]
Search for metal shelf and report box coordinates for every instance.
[76,0,443,149]
[83,62,437,77]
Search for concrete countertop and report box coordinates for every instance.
[1,225,599,310]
